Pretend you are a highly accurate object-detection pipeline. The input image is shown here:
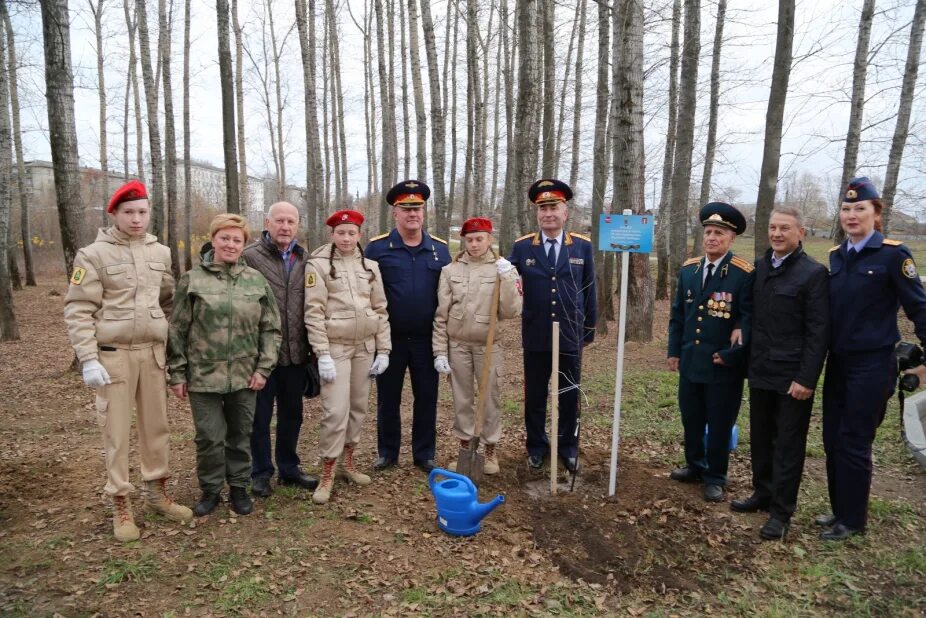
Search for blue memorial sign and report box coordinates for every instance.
[598,214,654,253]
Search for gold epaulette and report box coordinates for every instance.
[368,232,389,242]
[829,245,840,252]
[516,233,536,242]
[683,257,701,267]
[569,232,591,242]
[883,238,903,246]
[730,255,754,273]
[430,235,448,245]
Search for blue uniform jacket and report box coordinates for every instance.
[668,251,754,383]
[364,228,451,338]
[828,231,926,354]
[508,231,597,353]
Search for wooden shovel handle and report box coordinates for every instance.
[472,274,501,439]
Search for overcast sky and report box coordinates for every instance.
[10,0,926,217]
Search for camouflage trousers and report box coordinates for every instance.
[189,389,257,494]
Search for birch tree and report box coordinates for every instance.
[231,0,249,207]
[137,0,165,235]
[216,0,240,213]
[295,0,324,245]
[123,0,145,182]
[655,0,680,300]
[182,0,191,268]
[88,0,108,224]
[159,0,180,276]
[375,0,398,229]
[568,0,587,189]
[420,0,447,236]
[407,0,427,183]
[0,5,16,340]
[590,0,610,331]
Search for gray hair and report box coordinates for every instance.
[770,206,804,228]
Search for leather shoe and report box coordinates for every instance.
[414,459,436,473]
[730,494,769,513]
[279,471,319,491]
[820,523,864,541]
[703,484,724,502]
[670,466,702,483]
[228,486,253,515]
[527,455,544,469]
[815,513,837,527]
[373,456,397,471]
[561,456,579,473]
[193,492,221,517]
[251,476,273,497]
[759,517,789,540]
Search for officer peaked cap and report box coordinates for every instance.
[386,180,431,207]
[699,202,747,235]
[528,179,573,206]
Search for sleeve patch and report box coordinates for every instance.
[305,272,316,288]
[70,266,87,285]
[902,258,918,279]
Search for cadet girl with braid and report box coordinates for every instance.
[304,210,391,504]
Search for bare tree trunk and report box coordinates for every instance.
[2,1,35,285]
[320,14,331,209]
[693,0,726,257]
[268,0,288,198]
[325,6,340,206]
[881,0,925,235]
[399,0,410,178]
[590,0,611,332]
[89,0,108,225]
[0,7,16,339]
[668,0,699,283]
[462,0,480,222]
[475,2,493,217]
[754,0,795,256]
[123,0,145,183]
[296,0,324,246]
[375,0,398,229]
[539,0,554,176]
[554,0,579,175]
[407,0,427,183]
[182,0,191,269]
[41,0,87,277]
[231,0,249,208]
[654,0,680,300]
[137,0,166,235]
[446,0,460,226]
[160,0,179,276]
[420,0,446,236]
[568,0,587,190]
[831,0,875,243]
[216,0,240,213]
[489,0,505,211]
[327,0,348,205]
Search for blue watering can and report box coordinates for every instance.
[704,423,739,452]
[428,469,505,537]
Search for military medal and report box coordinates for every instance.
[724,312,730,319]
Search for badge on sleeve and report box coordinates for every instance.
[70,266,87,285]
[305,272,316,288]
[902,258,918,279]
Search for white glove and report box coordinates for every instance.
[434,355,451,374]
[495,257,514,275]
[82,359,112,388]
[318,354,336,383]
[369,353,390,376]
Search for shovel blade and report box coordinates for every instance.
[456,447,484,485]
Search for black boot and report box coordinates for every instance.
[228,486,254,515]
[193,492,221,517]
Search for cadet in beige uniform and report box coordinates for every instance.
[433,217,522,474]
[64,180,192,542]
[305,210,391,504]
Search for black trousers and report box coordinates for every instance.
[748,387,812,522]
[250,363,307,480]
[376,335,439,462]
[523,349,581,459]
[678,375,743,486]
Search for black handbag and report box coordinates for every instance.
[304,354,321,399]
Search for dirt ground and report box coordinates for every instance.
[1,280,924,616]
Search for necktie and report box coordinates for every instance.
[547,238,557,262]
[704,262,715,287]
[847,247,858,259]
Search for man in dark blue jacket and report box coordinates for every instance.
[365,180,451,473]
[509,179,597,473]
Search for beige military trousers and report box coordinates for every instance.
[318,341,374,458]
[94,345,171,496]
[449,340,502,444]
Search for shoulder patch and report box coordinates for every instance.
[683,257,701,267]
[305,272,316,288]
[70,266,87,285]
[729,256,754,273]
[430,235,448,245]
[882,238,903,246]
[368,233,389,242]
[902,257,918,279]
[516,233,536,242]
[570,232,591,242]
[828,245,840,252]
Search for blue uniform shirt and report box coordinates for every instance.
[365,228,451,337]
[828,231,926,354]
[508,231,597,353]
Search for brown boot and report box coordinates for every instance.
[144,478,194,523]
[312,458,337,505]
[448,440,469,472]
[339,444,371,486]
[112,495,140,542]
[484,443,500,475]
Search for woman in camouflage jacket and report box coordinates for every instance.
[167,214,282,518]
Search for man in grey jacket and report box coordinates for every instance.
[243,202,318,496]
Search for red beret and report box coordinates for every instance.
[326,209,365,228]
[107,180,148,213]
[461,217,493,235]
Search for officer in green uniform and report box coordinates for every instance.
[667,202,753,502]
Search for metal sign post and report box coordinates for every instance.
[597,210,654,497]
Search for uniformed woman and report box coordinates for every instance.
[820,177,926,540]
[304,210,391,504]
[432,217,522,474]
[168,214,282,518]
